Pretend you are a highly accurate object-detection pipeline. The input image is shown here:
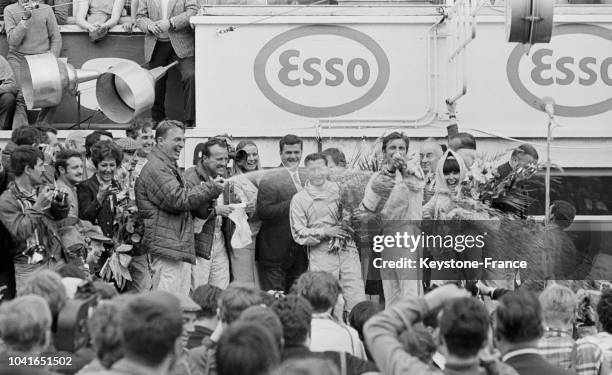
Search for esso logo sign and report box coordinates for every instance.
[253,25,390,118]
[507,24,612,117]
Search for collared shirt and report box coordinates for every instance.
[583,332,612,369]
[502,348,541,362]
[310,312,367,360]
[539,329,604,375]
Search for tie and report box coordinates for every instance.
[291,171,302,191]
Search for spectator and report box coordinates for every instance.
[36,124,59,148]
[290,153,365,312]
[186,284,222,349]
[114,136,139,193]
[103,291,184,375]
[84,130,113,180]
[0,146,66,295]
[179,283,265,375]
[185,138,235,290]
[296,271,367,359]
[271,294,377,375]
[496,290,574,375]
[257,134,307,292]
[348,300,383,360]
[216,322,281,375]
[55,149,84,218]
[497,143,539,181]
[135,0,197,127]
[238,305,284,351]
[4,0,62,124]
[585,289,612,368]
[537,284,607,375]
[230,140,262,287]
[77,140,124,239]
[550,200,577,230]
[361,131,424,306]
[321,147,347,174]
[136,121,225,295]
[64,131,87,155]
[126,117,154,173]
[75,0,125,41]
[272,358,340,375]
[19,270,67,328]
[448,132,477,168]
[76,298,128,374]
[42,0,73,25]
[0,295,55,374]
[419,138,444,204]
[365,284,517,375]
[1,125,41,180]
[0,54,26,130]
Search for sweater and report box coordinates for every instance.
[4,3,62,56]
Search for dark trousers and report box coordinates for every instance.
[0,92,16,130]
[149,41,195,125]
[259,245,308,293]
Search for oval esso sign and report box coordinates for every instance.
[507,24,612,117]
[253,25,390,118]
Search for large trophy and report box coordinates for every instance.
[20,53,176,124]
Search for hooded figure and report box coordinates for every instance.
[423,149,467,220]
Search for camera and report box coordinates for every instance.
[50,189,70,220]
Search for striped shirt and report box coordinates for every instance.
[538,329,604,375]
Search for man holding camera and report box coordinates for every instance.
[4,0,62,124]
[0,145,65,295]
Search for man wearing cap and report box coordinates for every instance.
[496,143,539,181]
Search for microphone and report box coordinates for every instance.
[540,97,555,118]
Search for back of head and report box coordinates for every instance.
[495,290,543,344]
[20,270,66,319]
[219,283,264,324]
[272,358,340,375]
[216,322,280,375]
[191,284,223,319]
[551,200,576,229]
[296,271,340,313]
[11,126,41,146]
[439,297,489,358]
[88,299,128,368]
[597,289,612,334]
[539,283,576,326]
[0,295,52,352]
[271,295,313,347]
[85,130,113,158]
[349,300,383,341]
[238,305,284,350]
[120,291,183,366]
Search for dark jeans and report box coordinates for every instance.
[149,41,195,125]
[259,246,308,293]
[0,92,16,130]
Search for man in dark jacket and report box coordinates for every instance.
[256,134,307,292]
[0,146,65,295]
[135,120,224,295]
[184,138,236,290]
[496,290,575,375]
[496,143,539,181]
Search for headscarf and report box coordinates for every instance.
[433,149,467,197]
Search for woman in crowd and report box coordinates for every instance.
[75,0,126,40]
[230,140,262,287]
[422,149,466,220]
[77,140,125,239]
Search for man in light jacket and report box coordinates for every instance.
[135,0,196,127]
[290,152,365,312]
[135,120,224,295]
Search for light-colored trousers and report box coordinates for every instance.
[230,241,260,288]
[308,242,366,312]
[192,243,230,290]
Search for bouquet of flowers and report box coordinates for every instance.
[99,196,142,290]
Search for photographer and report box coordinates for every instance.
[364,284,519,375]
[0,145,66,295]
